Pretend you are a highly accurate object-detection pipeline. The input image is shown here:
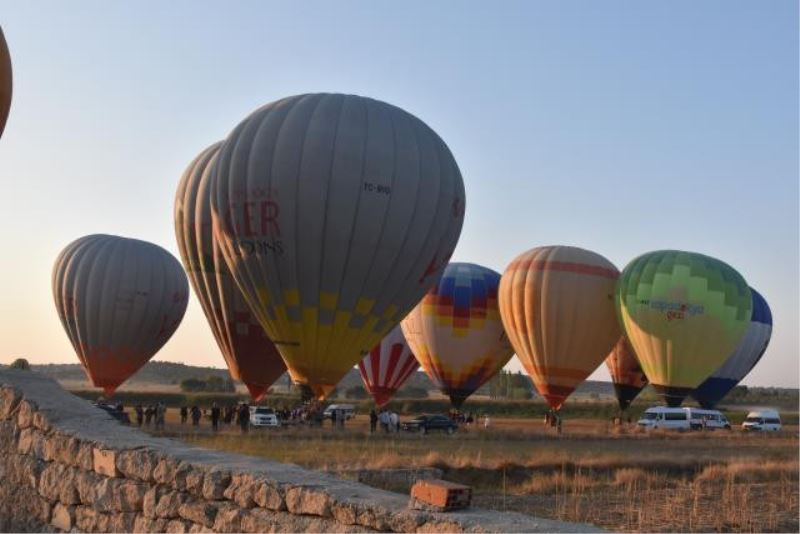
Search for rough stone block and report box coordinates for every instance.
[108,512,137,532]
[285,485,333,517]
[16,399,36,429]
[156,490,189,519]
[50,503,75,531]
[117,448,160,482]
[239,508,276,533]
[184,465,207,496]
[212,504,244,533]
[75,469,103,504]
[32,410,52,433]
[0,385,22,420]
[178,500,220,528]
[254,481,285,511]
[18,454,45,489]
[165,519,192,533]
[133,514,169,533]
[0,420,18,452]
[188,522,213,533]
[94,447,120,477]
[202,468,231,500]
[94,477,148,512]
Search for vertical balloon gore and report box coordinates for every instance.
[605,337,648,411]
[245,383,268,402]
[0,26,11,138]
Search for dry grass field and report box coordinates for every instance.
[144,412,799,532]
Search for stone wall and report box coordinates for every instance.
[0,370,598,533]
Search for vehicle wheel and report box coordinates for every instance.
[446,426,455,435]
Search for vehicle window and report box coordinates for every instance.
[745,416,760,423]
[255,408,273,415]
[665,412,686,421]
[642,413,657,420]
[766,418,781,424]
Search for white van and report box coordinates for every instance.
[686,408,731,430]
[322,404,355,420]
[742,410,782,432]
[249,406,280,427]
[637,407,691,430]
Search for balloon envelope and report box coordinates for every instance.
[0,26,12,138]
[175,143,286,400]
[604,337,648,411]
[358,324,419,407]
[691,287,772,408]
[401,262,513,408]
[616,250,751,407]
[211,93,465,399]
[499,246,621,410]
[52,235,189,395]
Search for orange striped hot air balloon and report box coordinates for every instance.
[604,337,648,411]
[498,246,621,410]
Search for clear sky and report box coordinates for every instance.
[1,1,797,387]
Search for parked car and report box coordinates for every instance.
[742,409,782,432]
[637,407,690,430]
[686,408,731,430]
[401,414,458,435]
[322,404,355,420]
[249,406,280,427]
[93,403,130,425]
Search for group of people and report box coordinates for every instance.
[369,408,400,432]
[544,410,563,433]
[177,402,253,432]
[133,403,166,429]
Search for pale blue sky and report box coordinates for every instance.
[1,1,797,386]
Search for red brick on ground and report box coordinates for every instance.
[410,479,472,512]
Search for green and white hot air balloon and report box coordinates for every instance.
[615,250,751,407]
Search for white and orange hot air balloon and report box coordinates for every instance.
[498,246,621,410]
[358,324,419,407]
[52,235,189,395]
[175,143,286,400]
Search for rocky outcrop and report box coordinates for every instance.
[0,370,599,533]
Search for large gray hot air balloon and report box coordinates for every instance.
[175,142,286,400]
[211,93,466,399]
[52,235,189,395]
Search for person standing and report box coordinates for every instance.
[180,405,188,424]
[191,405,201,426]
[238,403,250,433]
[155,402,166,431]
[483,414,491,429]
[134,405,144,426]
[144,405,154,426]
[369,409,378,433]
[389,411,399,433]
[210,402,221,431]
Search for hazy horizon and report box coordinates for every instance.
[0,2,797,387]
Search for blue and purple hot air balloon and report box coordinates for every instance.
[691,288,772,409]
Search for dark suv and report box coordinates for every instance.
[401,414,457,435]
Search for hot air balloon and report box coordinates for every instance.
[498,246,621,411]
[401,263,513,408]
[604,337,648,411]
[52,235,189,395]
[211,93,465,399]
[0,26,12,138]
[691,287,772,409]
[358,324,419,407]
[175,143,286,400]
[616,250,751,407]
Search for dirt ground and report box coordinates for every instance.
[137,410,798,532]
